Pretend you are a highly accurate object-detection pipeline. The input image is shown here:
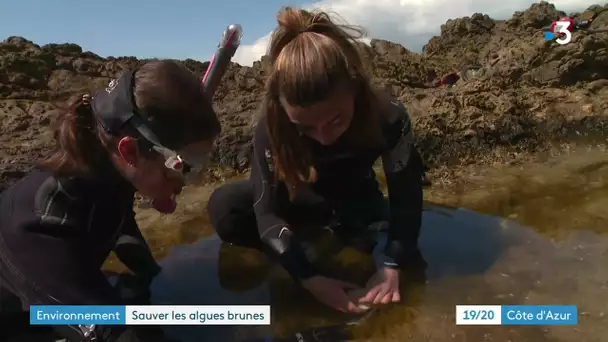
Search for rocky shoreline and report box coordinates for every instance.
[1,2,607,191]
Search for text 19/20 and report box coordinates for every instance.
[455,305,501,325]
[463,310,494,320]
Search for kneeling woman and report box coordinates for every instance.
[208,7,426,314]
[0,60,220,341]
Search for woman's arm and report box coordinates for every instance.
[3,216,132,340]
[250,120,319,281]
[379,101,424,267]
[114,214,161,280]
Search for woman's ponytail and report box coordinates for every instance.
[42,94,111,175]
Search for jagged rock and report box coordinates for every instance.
[0,2,607,190]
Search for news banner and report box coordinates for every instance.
[29,305,577,326]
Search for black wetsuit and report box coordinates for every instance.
[0,167,165,341]
[208,100,425,281]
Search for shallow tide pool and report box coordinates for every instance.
[109,145,608,342]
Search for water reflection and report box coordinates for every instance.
[418,205,509,280]
[146,200,607,342]
[150,236,271,341]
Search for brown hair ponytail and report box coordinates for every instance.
[42,94,114,175]
[263,7,384,197]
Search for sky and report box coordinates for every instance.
[0,0,598,66]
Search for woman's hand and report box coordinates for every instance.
[301,276,366,313]
[357,267,400,306]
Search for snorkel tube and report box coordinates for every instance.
[202,24,243,98]
[137,24,243,210]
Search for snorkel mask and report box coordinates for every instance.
[91,69,214,188]
[90,24,243,213]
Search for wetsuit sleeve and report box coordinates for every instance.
[23,179,170,341]
[24,193,128,341]
[114,214,161,280]
[250,121,318,280]
[379,101,424,267]
[21,178,123,305]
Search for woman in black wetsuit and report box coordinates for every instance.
[0,60,220,341]
[207,7,426,314]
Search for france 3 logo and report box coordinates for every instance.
[544,18,573,45]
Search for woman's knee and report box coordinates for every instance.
[206,180,256,242]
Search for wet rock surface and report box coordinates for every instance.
[1,2,608,190]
